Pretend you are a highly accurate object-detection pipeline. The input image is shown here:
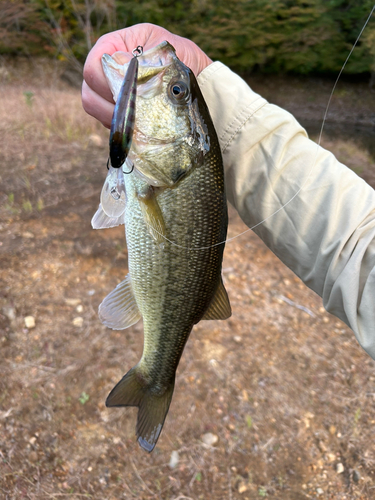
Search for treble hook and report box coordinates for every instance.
[122,160,135,175]
[106,155,134,175]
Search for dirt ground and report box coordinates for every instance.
[1,59,375,500]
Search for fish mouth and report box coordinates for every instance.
[137,41,176,68]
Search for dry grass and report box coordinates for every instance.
[0,87,100,143]
[1,59,375,500]
[0,66,107,224]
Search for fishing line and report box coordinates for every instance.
[141,4,375,252]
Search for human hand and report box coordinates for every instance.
[82,23,213,128]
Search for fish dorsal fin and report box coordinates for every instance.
[202,278,232,320]
[137,186,166,246]
[99,274,141,329]
[91,203,125,229]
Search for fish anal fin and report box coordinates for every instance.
[137,186,166,246]
[202,278,232,321]
[98,274,141,330]
[106,366,175,453]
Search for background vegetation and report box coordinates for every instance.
[1,0,375,78]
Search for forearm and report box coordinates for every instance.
[198,62,375,358]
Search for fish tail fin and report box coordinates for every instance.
[106,367,175,453]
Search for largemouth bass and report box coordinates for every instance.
[94,42,231,452]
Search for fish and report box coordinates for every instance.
[93,41,231,452]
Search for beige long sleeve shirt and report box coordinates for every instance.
[198,62,375,359]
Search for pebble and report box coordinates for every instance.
[72,317,83,327]
[22,232,34,238]
[238,481,248,493]
[352,469,361,482]
[233,335,242,343]
[24,316,35,329]
[201,432,218,446]
[318,440,327,452]
[65,298,81,306]
[29,436,37,445]
[303,411,314,428]
[169,450,179,469]
[316,488,324,495]
[3,306,16,321]
[76,304,83,313]
[336,462,344,474]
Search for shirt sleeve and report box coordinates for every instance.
[197,61,375,359]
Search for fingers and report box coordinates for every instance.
[82,80,114,129]
[83,31,131,102]
[82,27,149,128]
[81,23,213,126]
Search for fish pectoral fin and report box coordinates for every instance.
[106,366,175,453]
[137,186,166,246]
[91,203,125,229]
[202,278,232,321]
[98,274,141,330]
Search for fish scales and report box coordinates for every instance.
[99,42,231,452]
[126,148,226,383]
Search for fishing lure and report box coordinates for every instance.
[101,46,143,218]
[109,45,142,170]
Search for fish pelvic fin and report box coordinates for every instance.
[99,274,141,330]
[202,277,231,321]
[106,367,175,453]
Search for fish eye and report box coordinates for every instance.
[169,81,189,101]
[172,85,182,95]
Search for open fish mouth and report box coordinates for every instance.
[102,42,177,103]
[137,41,176,71]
